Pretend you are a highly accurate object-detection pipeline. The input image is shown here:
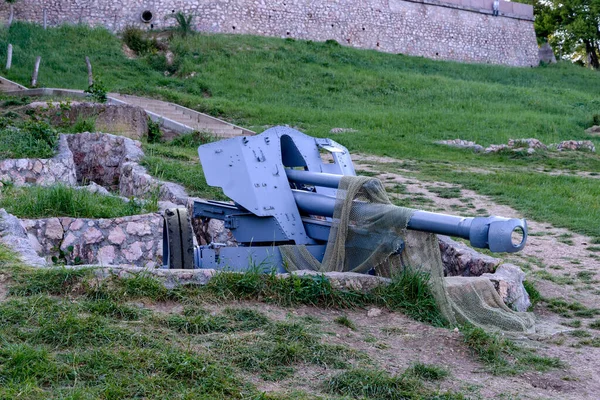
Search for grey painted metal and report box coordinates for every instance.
[292,189,527,253]
[194,245,327,272]
[198,127,355,246]
[286,169,343,189]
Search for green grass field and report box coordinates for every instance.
[1,23,600,238]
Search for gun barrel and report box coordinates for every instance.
[290,179,527,253]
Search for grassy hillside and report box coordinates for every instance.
[1,23,600,237]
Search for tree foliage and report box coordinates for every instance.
[528,0,600,68]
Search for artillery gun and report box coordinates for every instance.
[162,126,527,270]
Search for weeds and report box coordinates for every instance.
[407,362,449,381]
[0,185,158,219]
[334,315,356,330]
[461,324,564,375]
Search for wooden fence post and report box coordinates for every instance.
[43,9,47,29]
[31,56,41,87]
[85,56,93,86]
[6,44,12,70]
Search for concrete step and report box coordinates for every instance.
[109,93,252,138]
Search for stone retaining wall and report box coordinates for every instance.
[1,0,538,67]
[0,135,76,187]
[32,102,148,140]
[21,213,163,267]
[65,132,144,189]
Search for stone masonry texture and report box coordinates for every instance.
[1,0,538,67]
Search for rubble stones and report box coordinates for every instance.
[482,263,531,312]
[507,138,547,150]
[436,139,484,152]
[556,140,595,152]
[585,125,600,135]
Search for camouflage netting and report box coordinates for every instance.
[281,176,535,333]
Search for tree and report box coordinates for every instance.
[529,0,600,69]
[5,0,18,27]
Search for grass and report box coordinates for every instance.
[1,23,600,238]
[0,185,158,218]
[0,119,58,159]
[334,315,356,330]
[523,280,541,309]
[406,362,450,381]
[460,324,564,375]
[0,265,470,399]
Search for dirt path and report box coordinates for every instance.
[351,154,600,399]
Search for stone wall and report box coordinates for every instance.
[0,135,76,186]
[1,0,538,67]
[21,213,163,267]
[32,102,149,140]
[65,132,144,189]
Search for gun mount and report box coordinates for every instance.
[162,126,527,270]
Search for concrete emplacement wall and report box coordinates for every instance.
[2,0,538,67]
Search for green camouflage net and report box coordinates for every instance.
[281,176,535,333]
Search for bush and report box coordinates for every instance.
[147,118,162,143]
[0,120,58,159]
[166,12,195,38]
[84,78,108,103]
[121,26,158,54]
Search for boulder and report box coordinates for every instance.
[438,235,500,277]
[482,263,531,312]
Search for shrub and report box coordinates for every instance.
[147,118,162,143]
[84,78,108,103]
[166,12,195,38]
[121,26,157,54]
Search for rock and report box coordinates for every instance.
[97,245,116,265]
[330,128,358,134]
[69,219,84,231]
[77,182,111,196]
[484,144,509,153]
[108,226,126,245]
[585,125,600,135]
[61,232,78,250]
[367,308,383,318]
[556,140,595,152]
[508,138,547,150]
[123,241,143,262]
[83,227,104,244]
[538,42,557,64]
[126,221,152,236]
[44,218,64,240]
[438,235,501,277]
[436,139,484,153]
[0,209,47,267]
[482,263,531,312]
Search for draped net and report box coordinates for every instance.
[281,176,535,332]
